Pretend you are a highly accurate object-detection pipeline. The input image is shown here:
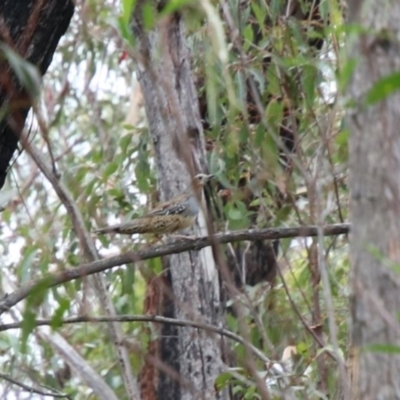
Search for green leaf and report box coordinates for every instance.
[336,129,349,146]
[120,134,132,154]
[91,148,104,164]
[67,253,80,266]
[117,16,135,46]
[18,247,37,285]
[75,166,88,183]
[147,257,162,274]
[117,0,136,45]
[121,0,136,23]
[160,0,193,15]
[123,123,136,130]
[243,25,254,49]
[266,64,280,96]
[228,207,242,221]
[215,371,233,391]
[103,161,119,180]
[135,159,150,192]
[0,44,41,99]
[302,64,317,105]
[265,100,284,131]
[84,179,98,197]
[142,2,156,30]
[251,2,267,28]
[21,308,36,353]
[244,386,257,399]
[51,297,71,329]
[21,277,53,352]
[121,267,136,294]
[296,341,309,356]
[338,58,357,92]
[226,201,251,230]
[108,188,124,198]
[365,71,400,105]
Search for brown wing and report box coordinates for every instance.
[146,193,187,217]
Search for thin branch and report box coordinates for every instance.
[0,314,270,364]
[316,135,349,396]
[277,260,336,361]
[0,372,69,399]
[0,224,349,314]
[317,225,349,396]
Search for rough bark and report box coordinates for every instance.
[347,1,400,398]
[131,9,226,400]
[0,0,74,190]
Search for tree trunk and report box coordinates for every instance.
[347,1,400,398]
[0,0,74,190]
[131,9,226,400]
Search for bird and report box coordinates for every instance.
[94,173,214,236]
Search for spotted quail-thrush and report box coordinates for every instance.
[94,173,214,235]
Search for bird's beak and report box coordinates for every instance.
[206,174,215,182]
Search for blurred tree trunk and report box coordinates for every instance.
[347,1,400,398]
[0,0,74,189]
[131,8,226,400]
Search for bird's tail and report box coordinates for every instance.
[94,217,153,235]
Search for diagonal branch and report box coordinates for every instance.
[0,223,349,313]
[0,372,69,399]
[36,330,119,400]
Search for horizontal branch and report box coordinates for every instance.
[0,314,270,364]
[0,223,349,314]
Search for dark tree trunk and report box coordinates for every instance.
[0,0,74,188]
[347,1,400,398]
[0,0,74,189]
